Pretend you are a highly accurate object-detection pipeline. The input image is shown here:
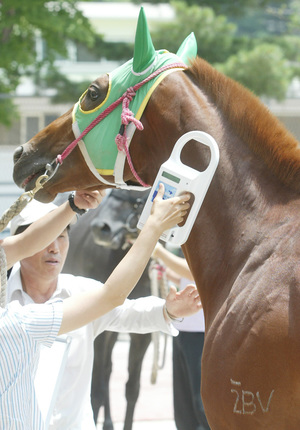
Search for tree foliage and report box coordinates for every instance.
[151,0,299,99]
[152,2,236,63]
[216,44,292,100]
[0,0,97,125]
[132,0,284,16]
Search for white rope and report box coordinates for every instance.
[0,193,32,308]
[0,246,7,308]
[0,174,51,308]
[149,259,169,384]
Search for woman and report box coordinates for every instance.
[0,185,195,429]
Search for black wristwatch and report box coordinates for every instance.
[68,192,87,215]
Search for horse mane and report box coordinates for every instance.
[185,57,300,193]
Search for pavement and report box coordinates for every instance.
[96,333,177,430]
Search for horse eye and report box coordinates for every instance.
[88,86,100,101]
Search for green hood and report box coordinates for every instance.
[72,7,197,175]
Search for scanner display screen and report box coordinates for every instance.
[162,171,180,184]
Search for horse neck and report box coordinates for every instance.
[188,139,300,326]
[168,62,300,322]
[181,165,299,330]
[186,58,300,192]
[131,64,300,314]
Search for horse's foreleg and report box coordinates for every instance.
[91,331,118,430]
[123,333,152,430]
[103,390,114,430]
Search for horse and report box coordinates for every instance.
[57,188,161,430]
[12,8,300,429]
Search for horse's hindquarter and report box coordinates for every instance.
[202,217,300,429]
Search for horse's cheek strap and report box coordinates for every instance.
[114,122,136,187]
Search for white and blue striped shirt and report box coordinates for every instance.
[0,300,63,429]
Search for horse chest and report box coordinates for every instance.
[201,258,300,429]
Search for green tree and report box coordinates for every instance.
[0,0,97,125]
[284,0,300,77]
[132,0,284,16]
[217,44,291,100]
[151,1,299,99]
[0,0,136,125]
[220,0,300,96]
[152,2,236,64]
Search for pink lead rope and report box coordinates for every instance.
[55,62,187,187]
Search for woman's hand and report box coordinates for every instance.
[74,190,106,210]
[149,184,190,234]
[165,284,202,320]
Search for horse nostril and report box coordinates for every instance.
[100,224,111,233]
[92,222,111,237]
[13,146,24,164]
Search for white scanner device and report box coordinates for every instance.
[137,131,220,246]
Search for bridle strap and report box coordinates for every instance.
[56,62,187,187]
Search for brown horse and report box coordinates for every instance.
[12,19,300,430]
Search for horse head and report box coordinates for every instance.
[13,7,197,202]
[91,188,149,250]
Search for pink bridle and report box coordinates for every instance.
[49,62,186,188]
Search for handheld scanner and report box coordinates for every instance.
[137,131,220,246]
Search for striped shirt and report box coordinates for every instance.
[0,300,63,429]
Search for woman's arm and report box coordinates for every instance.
[59,184,191,335]
[152,242,194,281]
[2,190,104,269]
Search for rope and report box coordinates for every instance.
[149,259,169,384]
[149,260,160,384]
[0,193,34,308]
[0,246,7,308]
[0,173,53,308]
[0,193,31,233]
[115,87,147,187]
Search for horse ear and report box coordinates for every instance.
[132,7,156,74]
[176,32,198,65]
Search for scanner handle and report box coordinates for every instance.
[170,130,219,174]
